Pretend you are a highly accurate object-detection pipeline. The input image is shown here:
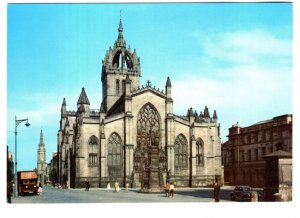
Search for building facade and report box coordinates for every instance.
[57,19,222,188]
[222,114,292,188]
[37,129,47,185]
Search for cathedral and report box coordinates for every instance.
[57,18,223,189]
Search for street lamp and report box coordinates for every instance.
[14,116,30,197]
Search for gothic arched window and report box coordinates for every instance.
[174,134,188,168]
[196,138,204,166]
[88,135,99,166]
[107,132,123,178]
[136,103,160,149]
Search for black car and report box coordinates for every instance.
[230,186,254,201]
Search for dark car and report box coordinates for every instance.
[230,186,254,201]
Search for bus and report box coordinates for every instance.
[17,171,38,195]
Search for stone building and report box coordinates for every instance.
[49,152,58,185]
[37,129,47,185]
[57,18,222,189]
[222,114,292,188]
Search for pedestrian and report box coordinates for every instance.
[115,181,120,192]
[85,179,90,191]
[213,179,220,202]
[169,182,174,198]
[107,182,111,192]
[165,182,170,197]
[38,182,43,195]
[126,182,129,192]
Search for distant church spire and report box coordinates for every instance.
[37,128,46,184]
[39,129,44,146]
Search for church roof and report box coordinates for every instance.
[77,87,90,105]
[106,93,125,116]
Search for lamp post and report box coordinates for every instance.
[14,116,30,197]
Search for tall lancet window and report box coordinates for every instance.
[88,135,99,166]
[174,134,188,168]
[116,79,120,95]
[196,138,204,166]
[107,132,123,179]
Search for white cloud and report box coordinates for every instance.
[172,29,292,119]
[202,29,292,65]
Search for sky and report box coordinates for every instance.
[4,2,293,172]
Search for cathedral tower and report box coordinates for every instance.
[37,129,47,185]
[101,16,141,112]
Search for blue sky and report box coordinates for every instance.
[5,2,293,172]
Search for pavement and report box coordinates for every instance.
[9,185,239,203]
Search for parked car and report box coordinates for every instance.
[230,186,254,201]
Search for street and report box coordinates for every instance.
[10,186,238,203]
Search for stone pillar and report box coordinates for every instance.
[124,112,133,181]
[191,136,197,177]
[125,144,134,179]
[100,120,107,184]
[166,114,175,175]
[264,150,292,201]
[67,149,70,189]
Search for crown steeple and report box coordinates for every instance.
[116,11,125,48]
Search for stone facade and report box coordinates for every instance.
[57,18,222,188]
[222,114,292,188]
[264,150,292,201]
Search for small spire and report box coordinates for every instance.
[204,106,210,118]
[187,107,194,117]
[118,17,123,33]
[62,97,66,106]
[213,110,218,119]
[166,77,172,87]
[77,87,90,105]
[39,129,44,145]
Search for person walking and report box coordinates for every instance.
[169,182,174,198]
[115,181,120,192]
[85,179,90,191]
[165,182,170,197]
[213,179,220,202]
[107,182,111,192]
[37,182,43,195]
